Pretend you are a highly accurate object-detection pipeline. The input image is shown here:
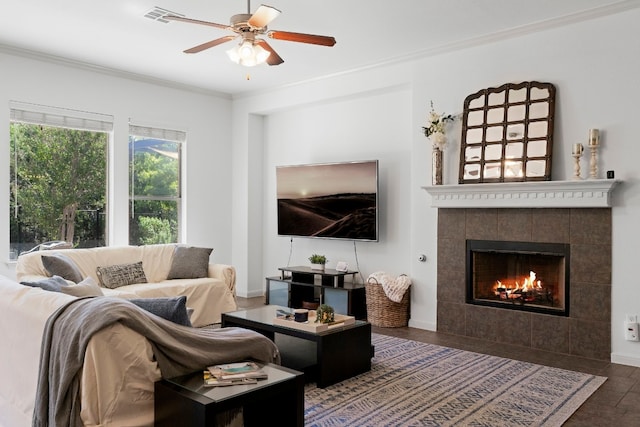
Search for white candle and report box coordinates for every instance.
[589,129,600,146]
[572,143,583,155]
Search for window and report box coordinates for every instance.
[9,102,111,260]
[129,124,183,245]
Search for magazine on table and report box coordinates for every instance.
[203,361,268,387]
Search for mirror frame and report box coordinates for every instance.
[458,81,556,184]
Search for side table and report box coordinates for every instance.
[154,363,304,427]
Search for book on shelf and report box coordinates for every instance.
[203,361,268,387]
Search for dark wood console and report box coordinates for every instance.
[265,266,366,319]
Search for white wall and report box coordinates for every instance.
[0,50,234,278]
[233,8,640,365]
[262,87,413,282]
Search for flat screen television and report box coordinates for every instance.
[276,160,379,241]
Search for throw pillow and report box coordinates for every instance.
[21,275,69,292]
[166,245,213,279]
[59,277,104,297]
[130,296,192,327]
[41,253,83,283]
[96,261,147,289]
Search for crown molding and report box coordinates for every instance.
[0,44,231,100]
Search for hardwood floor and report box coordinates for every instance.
[236,296,640,426]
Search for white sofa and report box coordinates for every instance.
[0,272,279,427]
[15,243,238,327]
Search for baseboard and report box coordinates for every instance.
[611,352,640,368]
[238,289,264,299]
[407,319,436,331]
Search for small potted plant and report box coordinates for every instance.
[315,304,335,324]
[308,254,328,271]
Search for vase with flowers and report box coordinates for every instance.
[422,101,455,185]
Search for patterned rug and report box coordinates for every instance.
[304,334,606,426]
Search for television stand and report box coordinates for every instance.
[265,266,366,319]
[278,266,357,288]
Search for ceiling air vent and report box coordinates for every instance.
[143,6,183,24]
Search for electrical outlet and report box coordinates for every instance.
[624,321,639,341]
[626,314,637,323]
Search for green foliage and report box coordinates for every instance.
[10,123,107,248]
[10,126,182,253]
[130,145,179,197]
[128,137,180,245]
[315,304,335,324]
[137,216,174,245]
[308,254,328,264]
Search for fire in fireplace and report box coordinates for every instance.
[466,240,570,316]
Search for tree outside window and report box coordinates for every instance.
[9,123,107,259]
[129,134,182,245]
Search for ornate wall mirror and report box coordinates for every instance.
[458,81,556,183]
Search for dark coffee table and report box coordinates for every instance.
[222,305,373,388]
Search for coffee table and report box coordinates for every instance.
[155,363,304,426]
[222,305,373,388]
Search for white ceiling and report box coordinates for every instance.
[0,0,635,97]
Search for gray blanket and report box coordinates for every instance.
[33,296,280,427]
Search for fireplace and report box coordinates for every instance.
[426,181,617,361]
[432,207,612,360]
[466,240,570,316]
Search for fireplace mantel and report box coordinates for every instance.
[423,179,620,208]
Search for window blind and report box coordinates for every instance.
[9,101,113,132]
[129,124,186,143]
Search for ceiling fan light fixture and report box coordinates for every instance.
[170,4,334,67]
[226,40,271,67]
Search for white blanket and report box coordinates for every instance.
[367,271,412,303]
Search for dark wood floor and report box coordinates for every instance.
[237,296,640,426]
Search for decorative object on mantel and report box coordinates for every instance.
[572,143,584,180]
[588,128,600,179]
[422,101,455,185]
[458,81,556,184]
[308,254,327,271]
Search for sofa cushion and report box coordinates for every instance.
[59,277,104,297]
[129,296,192,326]
[167,246,213,279]
[21,275,69,292]
[96,261,148,289]
[42,253,84,283]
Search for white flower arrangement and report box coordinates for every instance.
[422,101,455,151]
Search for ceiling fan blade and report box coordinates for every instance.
[256,40,284,66]
[184,36,237,54]
[165,15,229,31]
[248,5,281,28]
[267,30,336,47]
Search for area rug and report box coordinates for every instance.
[304,334,606,426]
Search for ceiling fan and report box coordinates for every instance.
[165,1,336,67]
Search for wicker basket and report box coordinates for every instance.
[365,277,410,327]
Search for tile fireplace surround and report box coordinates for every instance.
[426,180,618,361]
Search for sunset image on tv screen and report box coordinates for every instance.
[276,160,378,241]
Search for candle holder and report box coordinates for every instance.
[588,129,600,179]
[588,145,599,179]
[572,153,583,180]
[572,143,584,180]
